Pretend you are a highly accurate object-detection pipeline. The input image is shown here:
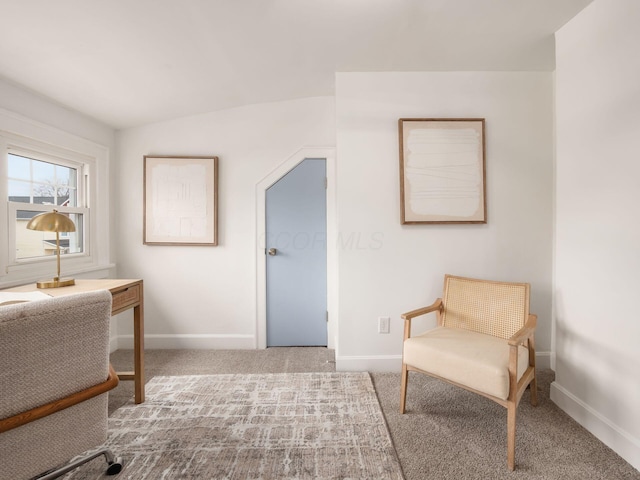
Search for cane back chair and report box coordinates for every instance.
[400,274,538,470]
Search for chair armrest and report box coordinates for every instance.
[508,314,537,346]
[0,364,119,434]
[402,298,442,340]
[401,298,443,320]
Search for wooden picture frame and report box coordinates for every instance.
[143,155,218,245]
[399,118,486,224]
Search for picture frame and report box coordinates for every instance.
[399,118,486,224]
[143,155,218,245]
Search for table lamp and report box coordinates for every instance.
[26,209,76,288]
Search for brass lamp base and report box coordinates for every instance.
[36,277,75,289]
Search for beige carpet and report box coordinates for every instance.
[372,369,640,480]
[64,372,403,479]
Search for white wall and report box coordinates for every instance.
[552,0,640,470]
[335,72,555,371]
[0,79,116,284]
[114,97,335,348]
[0,78,115,148]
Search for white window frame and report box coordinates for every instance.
[0,110,111,286]
[7,146,91,265]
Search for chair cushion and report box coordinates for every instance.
[403,326,530,400]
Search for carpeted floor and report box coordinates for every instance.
[105,348,640,480]
[372,369,640,479]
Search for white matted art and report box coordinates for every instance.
[399,118,486,224]
[143,155,218,245]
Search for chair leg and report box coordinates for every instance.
[530,374,538,407]
[36,448,124,479]
[528,337,538,407]
[400,364,408,414]
[507,402,517,471]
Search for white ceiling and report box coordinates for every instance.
[0,0,592,129]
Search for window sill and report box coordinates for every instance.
[0,263,116,289]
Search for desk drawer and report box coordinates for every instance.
[112,284,140,312]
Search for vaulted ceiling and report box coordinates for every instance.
[0,0,592,129]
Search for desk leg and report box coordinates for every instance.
[133,302,145,404]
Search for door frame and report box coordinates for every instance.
[256,147,337,349]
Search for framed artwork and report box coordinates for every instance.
[399,118,486,224]
[143,155,218,245]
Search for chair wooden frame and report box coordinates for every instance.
[0,364,119,434]
[400,275,538,470]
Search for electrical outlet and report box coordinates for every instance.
[378,316,390,334]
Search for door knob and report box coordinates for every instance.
[268,248,277,256]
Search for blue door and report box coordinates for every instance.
[266,158,327,347]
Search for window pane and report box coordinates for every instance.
[55,189,70,206]
[62,213,83,253]
[8,179,31,201]
[8,154,79,207]
[15,210,84,260]
[53,164,77,206]
[32,159,55,184]
[66,187,77,206]
[8,154,31,180]
[32,183,58,202]
[56,164,77,189]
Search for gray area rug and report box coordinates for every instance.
[65,372,403,479]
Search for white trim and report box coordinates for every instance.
[535,351,552,370]
[336,351,553,373]
[0,108,109,153]
[0,108,110,287]
[0,264,115,289]
[550,381,640,471]
[255,147,337,349]
[117,334,256,350]
[336,355,403,372]
[109,336,119,354]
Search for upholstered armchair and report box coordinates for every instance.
[0,290,123,479]
[400,274,538,470]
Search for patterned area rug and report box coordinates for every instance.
[65,372,404,479]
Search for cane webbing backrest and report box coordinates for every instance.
[441,275,529,339]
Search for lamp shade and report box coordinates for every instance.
[26,210,76,233]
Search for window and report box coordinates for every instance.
[8,151,88,262]
[7,150,89,262]
[1,127,105,283]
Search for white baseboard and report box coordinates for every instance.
[536,351,552,370]
[115,334,256,350]
[550,381,640,471]
[336,355,403,372]
[336,351,553,373]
